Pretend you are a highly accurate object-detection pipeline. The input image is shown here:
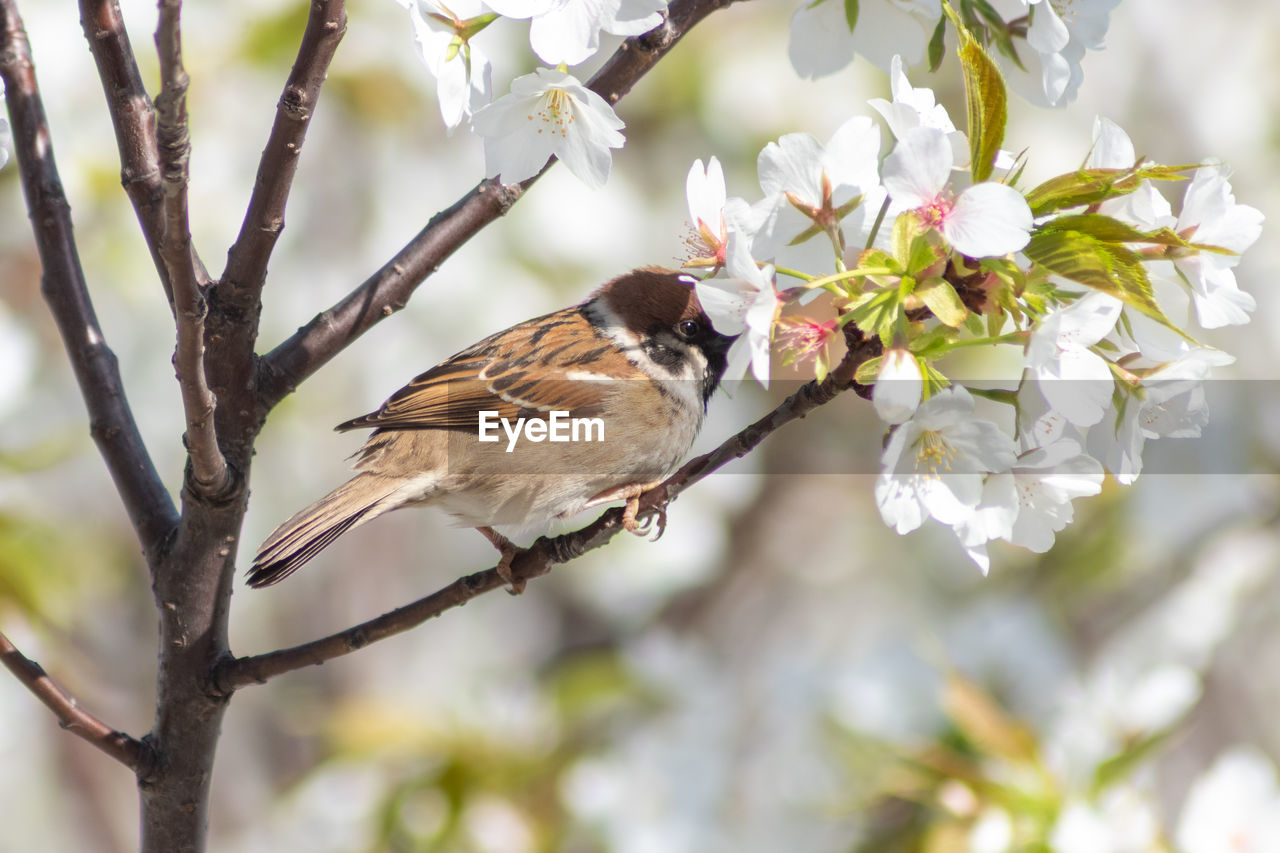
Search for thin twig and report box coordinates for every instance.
[0,0,178,560]
[216,328,877,691]
[255,0,742,412]
[221,0,346,316]
[0,630,153,774]
[155,0,230,497]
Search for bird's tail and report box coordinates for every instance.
[247,474,405,588]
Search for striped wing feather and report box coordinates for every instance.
[335,308,612,432]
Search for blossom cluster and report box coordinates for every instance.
[394,0,1126,191]
[681,56,1262,574]
[393,0,654,187]
[789,0,1122,107]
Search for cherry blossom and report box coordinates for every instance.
[395,0,495,131]
[788,0,942,78]
[869,54,973,166]
[881,126,1032,258]
[695,231,781,387]
[472,67,625,188]
[775,316,839,380]
[1087,347,1232,485]
[1025,291,1122,428]
[955,438,1104,572]
[751,115,884,268]
[1169,164,1264,329]
[684,157,759,269]
[875,386,1017,536]
[487,0,668,66]
[872,347,923,425]
[999,0,1122,107]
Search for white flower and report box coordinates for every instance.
[870,54,1015,171]
[396,0,495,131]
[875,386,1018,536]
[788,0,942,78]
[472,67,625,188]
[873,348,923,425]
[1025,291,1122,427]
[1170,164,1264,329]
[684,157,759,267]
[1089,117,1174,228]
[686,157,727,261]
[694,231,780,387]
[869,55,958,139]
[882,127,1032,257]
[1085,118,1192,361]
[1001,0,1121,107]
[487,0,667,66]
[1176,748,1280,853]
[751,115,884,269]
[1087,347,1232,485]
[0,117,9,169]
[956,438,1104,571]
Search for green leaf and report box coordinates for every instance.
[1024,164,1196,217]
[916,278,968,327]
[908,324,963,359]
[1039,213,1235,254]
[964,310,986,337]
[891,211,931,267]
[844,0,859,32]
[955,22,1007,182]
[927,15,947,71]
[457,12,500,41]
[905,234,944,276]
[845,287,903,341]
[1023,228,1183,333]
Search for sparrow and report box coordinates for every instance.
[247,267,735,590]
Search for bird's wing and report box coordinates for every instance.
[335,307,614,432]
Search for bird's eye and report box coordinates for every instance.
[676,319,701,339]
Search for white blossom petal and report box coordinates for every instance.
[873,349,923,424]
[944,182,1033,257]
[882,126,951,209]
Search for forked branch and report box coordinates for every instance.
[78,0,182,308]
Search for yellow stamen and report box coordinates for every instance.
[915,430,957,478]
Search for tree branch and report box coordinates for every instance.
[216,326,878,691]
[154,0,230,497]
[78,0,202,309]
[1,0,178,561]
[255,0,743,412]
[221,0,346,318]
[0,630,154,775]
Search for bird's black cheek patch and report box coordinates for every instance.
[642,340,686,371]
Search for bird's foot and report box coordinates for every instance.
[477,526,525,594]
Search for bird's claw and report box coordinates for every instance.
[478,526,526,594]
[623,487,669,541]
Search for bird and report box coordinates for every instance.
[247,267,736,590]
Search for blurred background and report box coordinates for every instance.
[2,0,1279,850]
